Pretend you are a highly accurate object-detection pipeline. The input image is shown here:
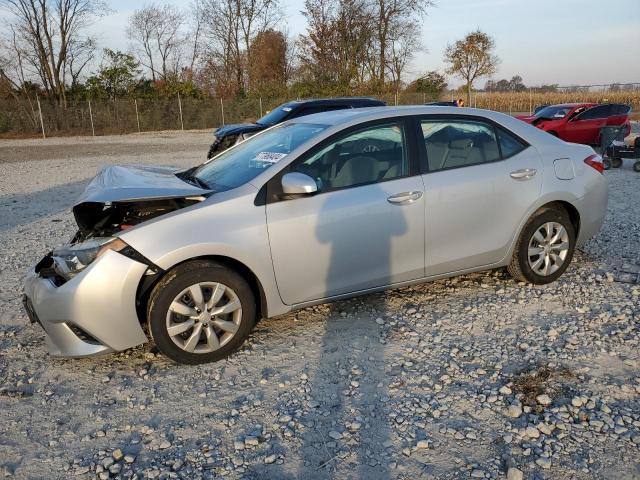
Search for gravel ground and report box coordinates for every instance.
[0,130,639,480]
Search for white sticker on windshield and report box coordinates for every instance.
[255,151,287,163]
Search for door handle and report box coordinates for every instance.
[387,191,423,205]
[510,168,537,180]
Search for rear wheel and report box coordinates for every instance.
[508,208,576,285]
[147,260,256,364]
[634,161,640,173]
[603,158,612,170]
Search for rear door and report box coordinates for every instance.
[606,104,631,126]
[564,105,610,144]
[417,116,543,276]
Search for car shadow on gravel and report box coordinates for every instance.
[0,179,87,232]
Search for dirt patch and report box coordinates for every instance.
[512,364,578,411]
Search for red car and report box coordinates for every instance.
[517,103,631,146]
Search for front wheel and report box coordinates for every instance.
[508,208,576,284]
[633,161,640,173]
[611,157,623,169]
[147,260,256,364]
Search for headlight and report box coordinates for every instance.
[52,237,127,279]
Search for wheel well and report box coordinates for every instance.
[135,255,268,323]
[537,201,580,235]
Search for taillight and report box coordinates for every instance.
[584,154,604,174]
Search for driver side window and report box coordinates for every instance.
[290,122,408,192]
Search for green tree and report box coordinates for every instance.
[444,30,499,105]
[86,49,141,99]
[406,71,447,98]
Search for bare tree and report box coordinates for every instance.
[386,19,421,93]
[127,4,185,81]
[444,29,499,105]
[371,0,434,87]
[65,37,97,88]
[199,0,280,95]
[187,0,205,73]
[2,0,105,103]
[298,0,372,92]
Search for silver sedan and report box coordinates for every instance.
[23,106,608,364]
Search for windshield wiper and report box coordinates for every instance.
[177,171,210,189]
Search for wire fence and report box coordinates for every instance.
[1,84,638,139]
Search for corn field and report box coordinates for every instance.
[0,89,638,139]
[472,90,640,115]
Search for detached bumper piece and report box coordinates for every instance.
[23,250,150,358]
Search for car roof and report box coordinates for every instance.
[549,103,597,108]
[292,105,561,146]
[286,97,385,107]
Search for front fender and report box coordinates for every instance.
[119,187,289,318]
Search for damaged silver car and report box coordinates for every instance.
[23,106,608,364]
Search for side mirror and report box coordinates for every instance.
[281,172,317,196]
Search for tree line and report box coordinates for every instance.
[0,0,564,106]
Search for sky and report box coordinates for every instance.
[23,0,640,88]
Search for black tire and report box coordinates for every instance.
[634,161,640,173]
[147,260,256,364]
[508,207,576,285]
[611,157,623,169]
[603,158,612,170]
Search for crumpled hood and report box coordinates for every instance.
[214,123,266,138]
[74,165,211,205]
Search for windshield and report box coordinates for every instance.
[194,123,328,191]
[534,105,573,119]
[256,103,297,125]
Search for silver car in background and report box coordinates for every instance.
[23,106,608,364]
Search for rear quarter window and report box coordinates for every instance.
[497,128,528,158]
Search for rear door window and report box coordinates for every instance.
[288,106,322,119]
[420,119,501,171]
[322,105,351,112]
[575,105,611,121]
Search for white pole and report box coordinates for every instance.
[178,93,184,131]
[36,95,45,139]
[259,97,263,117]
[88,100,95,136]
[529,88,533,115]
[220,97,225,125]
[134,99,141,133]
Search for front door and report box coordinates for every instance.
[265,120,425,305]
[417,117,543,276]
[563,105,610,144]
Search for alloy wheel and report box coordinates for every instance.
[527,221,570,276]
[165,281,242,354]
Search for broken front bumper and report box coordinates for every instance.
[23,250,149,358]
